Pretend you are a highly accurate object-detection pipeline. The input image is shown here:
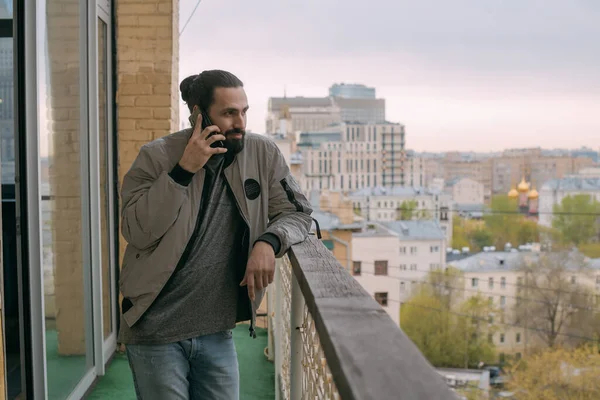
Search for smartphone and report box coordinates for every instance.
[188,107,224,148]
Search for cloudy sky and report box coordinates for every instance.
[178,0,600,152]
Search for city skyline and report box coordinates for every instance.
[179,0,599,152]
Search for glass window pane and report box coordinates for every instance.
[98,17,112,340]
[0,13,14,185]
[41,0,94,398]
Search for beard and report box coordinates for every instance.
[224,128,245,154]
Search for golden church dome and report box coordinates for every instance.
[517,177,530,193]
[528,187,539,200]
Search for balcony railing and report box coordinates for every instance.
[267,236,455,400]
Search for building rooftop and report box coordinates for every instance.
[383,220,446,241]
[349,186,443,197]
[449,250,595,273]
[541,177,600,192]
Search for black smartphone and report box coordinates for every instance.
[188,108,224,148]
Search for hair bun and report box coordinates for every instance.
[179,74,198,103]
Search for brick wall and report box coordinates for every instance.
[116,0,180,260]
[46,0,86,355]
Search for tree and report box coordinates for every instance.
[507,345,600,400]
[484,195,520,248]
[457,295,499,368]
[452,217,471,250]
[552,194,600,246]
[469,229,493,250]
[401,268,498,368]
[396,200,418,220]
[517,219,540,246]
[514,251,595,348]
[579,243,600,258]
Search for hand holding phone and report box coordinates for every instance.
[189,108,225,149]
[179,111,227,173]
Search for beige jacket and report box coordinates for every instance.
[119,130,313,332]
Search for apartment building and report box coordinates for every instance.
[347,186,453,244]
[492,152,595,195]
[445,177,485,205]
[352,221,447,326]
[299,121,406,192]
[405,155,446,189]
[443,158,493,203]
[449,250,600,359]
[538,176,600,227]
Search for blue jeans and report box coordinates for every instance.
[126,330,239,400]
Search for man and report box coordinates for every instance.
[118,70,313,400]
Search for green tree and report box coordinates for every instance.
[517,219,540,246]
[396,200,418,220]
[401,269,498,368]
[507,345,600,400]
[484,195,521,248]
[468,229,493,250]
[552,194,600,246]
[456,295,499,368]
[452,217,471,250]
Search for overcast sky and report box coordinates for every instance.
[178,0,600,152]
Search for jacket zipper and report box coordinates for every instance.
[174,171,212,272]
[223,176,257,339]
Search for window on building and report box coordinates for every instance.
[410,246,417,255]
[516,333,521,343]
[488,296,493,305]
[374,260,388,275]
[353,261,361,276]
[500,333,505,343]
[500,296,506,307]
[399,246,406,254]
[489,277,494,289]
[440,206,449,221]
[375,292,388,307]
[400,264,407,270]
[472,278,479,287]
[488,334,493,344]
[410,264,417,271]
[430,246,439,253]
[501,277,506,289]
[400,282,405,292]
[571,276,576,284]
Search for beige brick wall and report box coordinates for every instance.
[116,0,180,262]
[46,0,86,356]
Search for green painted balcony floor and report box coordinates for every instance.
[86,325,274,400]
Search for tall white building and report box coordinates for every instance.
[299,121,406,192]
[352,221,447,326]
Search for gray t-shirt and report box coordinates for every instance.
[119,156,248,345]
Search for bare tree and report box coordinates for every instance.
[514,250,596,348]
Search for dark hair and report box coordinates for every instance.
[179,70,243,113]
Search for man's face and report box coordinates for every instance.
[207,87,248,154]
